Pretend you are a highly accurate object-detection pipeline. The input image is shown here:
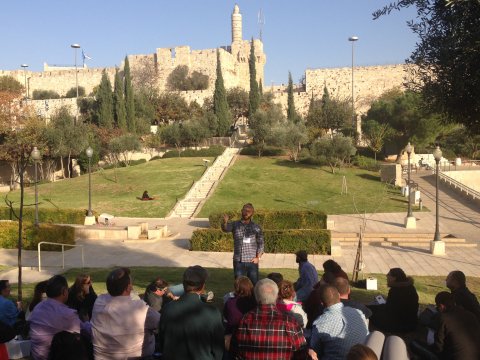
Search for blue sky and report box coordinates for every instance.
[0,1,418,84]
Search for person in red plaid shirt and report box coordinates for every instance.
[232,278,307,359]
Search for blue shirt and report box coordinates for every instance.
[0,295,19,327]
[311,302,368,360]
[295,261,318,301]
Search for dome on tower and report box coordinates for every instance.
[233,4,240,14]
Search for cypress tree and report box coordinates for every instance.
[114,68,127,130]
[287,71,296,122]
[321,83,330,107]
[124,56,136,133]
[248,39,260,118]
[259,78,263,100]
[97,70,114,129]
[213,50,231,136]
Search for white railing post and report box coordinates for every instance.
[37,242,84,272]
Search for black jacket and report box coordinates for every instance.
[452,286,480,322]
[385,277,419,332]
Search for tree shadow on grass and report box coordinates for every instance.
[356,173,381,181]
[273,198,313,210]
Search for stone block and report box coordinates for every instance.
[404,216,416,229]
[430,240,446,256]
[127,226,141,240]
[148,229,160,239]
[84,216,96,226]
[330,240,342,256]
[326,219,335,230]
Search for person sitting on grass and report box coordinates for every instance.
[294,250,318,303]
[141,190,154,200]
[26,280,48,320]
[446,270,480,321]
[143,277,180,313]
[0,280,22,328]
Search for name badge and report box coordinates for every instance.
[243,236,252,244]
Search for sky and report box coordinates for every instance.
[0,0,419,85]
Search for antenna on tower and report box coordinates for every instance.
[258,8,265,41]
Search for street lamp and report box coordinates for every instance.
[71,43,81,125]
[431,145,445,255]
[404,142,416,228]
[21,64,28,100]
[348,36,359,130]
[86,146,93,217]
[31,147,41,227]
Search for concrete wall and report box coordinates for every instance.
[442,170,480,192]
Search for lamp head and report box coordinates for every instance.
[348,36,359,42]
[71,44,81,49]
[405,142,413,155]
[31,147,41,161]
[433,146,442,162]
[86,146,93,158]
[21,64,28,69]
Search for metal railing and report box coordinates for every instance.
[37,242,84,272]
[439,172,480,200]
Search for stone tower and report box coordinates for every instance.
[231,4,242,44]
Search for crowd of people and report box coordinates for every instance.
[1,257,479,359]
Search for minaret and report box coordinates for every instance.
[231,4,242,43]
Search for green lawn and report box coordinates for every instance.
[8,267,479,310]
[3,158,213,218]
[199,156,409,217]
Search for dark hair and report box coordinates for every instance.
[319,284,340,307]
[296,250,308,262]
[243,203,254,210]
[29,280,48,312]
[323,260,342,273]
[387,268,407,282]
[267,272,284,286]
[183,265,208,292]
[69,274,91,302]
[234,276,254,297]
[333,277,350,296]
[435,291,455,310]
[278,280,295,300]
[106,268,131,296]
[146,277,169,293]
[0,280,9,292]
[347,344,378,360]
[46,275,69,298]
[449,271,466,287]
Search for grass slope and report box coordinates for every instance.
[199,156,408,217]
[3,158,213,218]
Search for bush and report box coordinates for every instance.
[0,221,75,250]
[240,146,284,156]
[162,146,225,158]
[353,155,381,172]
[208,210,327,230]
[150,155,162,161]
[102,158,147,169]
[32,89,61,100]
[0,208,86,224]
[190,228,331,254]
[65,86,86,98]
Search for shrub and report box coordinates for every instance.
[0,208,86,224]
[65,86,86,98]
[240,145,284,156]
[149,155,162,161]
[102,158,147,169]
[208,210,327,230]
[353,155,381,172]
[162,146,225,158]
[0,221,75,251]
[32,89,61,100]
[190,228,331,254]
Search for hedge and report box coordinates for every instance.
[162,145,225,158]
[0,208,86,225]
[208,210,327,230]
[190,228,331,254]
[240,145,284,156]
[0,221,75,251]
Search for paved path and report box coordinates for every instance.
[1,168,480,283]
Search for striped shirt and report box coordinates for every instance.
[223,220,264,262]
[234,304,306,359]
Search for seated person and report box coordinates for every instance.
[446,270,480,321]
[91,267,160,360]
[368,268,419,333]
[294,250,318,303]
[29,275,91,360]
[67,274,97,321]
[321,259,349,284]
[143,277,179,312]
[26,280,48,320]
[223,276,256,335]
[334,277,372,319]
[0,280,21,327]
[141,190,153,200]
[277,280,307,328]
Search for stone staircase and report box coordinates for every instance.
[332,232,477,249]
[170,147,240,218]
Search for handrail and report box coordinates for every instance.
[37,242,84,272]
[439,172,480,200]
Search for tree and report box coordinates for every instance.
[32,90,60,100]
[166,66,209,91]
[108,134,141,166]
[96,70,114,129]
[131,57,159,97]
[213,50,231,136]
[65,86,85,98]
[154,93,190,124]
[226,87,249,125]
[270,121,308,162]
[287,72,297,122]
[374,1,480,134]
[124,56,136,133]
[361,119,392,162]
[249,104,284,156]
[248,39,260,119]
[114,68,127,130]
[311,134,357,174]
[0,76,23,94]
[161,122,183,153]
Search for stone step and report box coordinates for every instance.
[331,232,450,239]
[336,237,467,243]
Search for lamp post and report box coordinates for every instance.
[431,145,445,255]
[404,142,416,228]
[71,43,81,125]
[21,64,28,100]
[31,147,41,227]
[86,146,93,217]
[348,36,358,130]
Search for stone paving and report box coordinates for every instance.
[1,168,480,283]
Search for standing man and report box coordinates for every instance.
[222,203,264,285]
